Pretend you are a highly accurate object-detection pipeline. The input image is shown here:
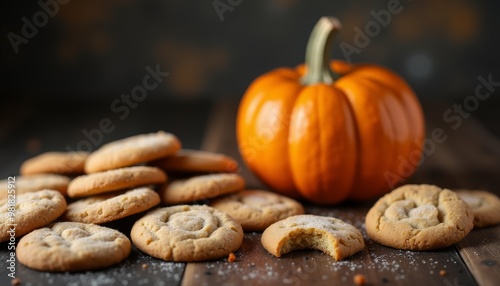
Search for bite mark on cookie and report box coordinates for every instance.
[261,215,364,261]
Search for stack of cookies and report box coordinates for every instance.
[1,130,315,271]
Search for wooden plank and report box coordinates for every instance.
[426,112,500,286]
[0,248,185,286]
[182,203,477,286]
[416,101,500,192]
[182,99,478,286]
[456,227,500,286]
[408,101,500,286]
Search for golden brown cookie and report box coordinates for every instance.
[67,166,166,198]
[455,189,500,228]
[20,151,89,175]
[0,190,67,242]
[160,173,245,205]
[131,205,244,261]
[0,174,70,199]
[210,190,305,231]
[152,149,238,173]
[64,187,161,224]
[16,222,131,272]
[85,131,181,173]
[261,214,365,261]
[365,184,474,251]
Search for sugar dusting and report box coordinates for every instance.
[13,248,184,286]
[6,206,470,285]
[188,207,468,285]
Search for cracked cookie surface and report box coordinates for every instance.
[131,205,243,261]
[455,189,500,228]
[210,189,304,231]
[16,222,131,272]
[0,190,67,242]
[261,214,365,261]
[64,187,160,224]
[365,184,474,250]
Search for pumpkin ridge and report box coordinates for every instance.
[333,86,362,200]
[336,76,396,200]
[319,85,359,202]
[364,76,415,193]
[316,85,327,195]
[343,65,425,176]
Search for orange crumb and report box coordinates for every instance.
[141,263,148,269]
[11,278,21,285]
[228,252,236,262]
[353,274,366,285]
[439,269,447,276]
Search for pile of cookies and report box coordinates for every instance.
[1,131,332,272]
[1,130,499,274]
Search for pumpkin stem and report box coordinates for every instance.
[300,17,341,85]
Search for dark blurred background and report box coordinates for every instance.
[2,0,499,102]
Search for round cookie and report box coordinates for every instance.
[455,189,500,228]
[16,222,131,272]
[210,190,305,231]
[85,131,181,173]
[131,205,244,261]
[152,149,238,173]
[160,173,245,205]
[261,214,365,261]
[0,174,70,199]
[365,184,474,251]
[0,190,67,242]
[64,187,161,224]
[20,151,89,175]
[67,166,167,198]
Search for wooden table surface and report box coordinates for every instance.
[0,98,498,286]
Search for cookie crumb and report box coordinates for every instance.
[439,269,447,276]
[11,278,21,285]
[353,274,366,285]
[228,252,236,262]
[141,263,148,269]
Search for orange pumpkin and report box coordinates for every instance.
[236,17,425,204]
